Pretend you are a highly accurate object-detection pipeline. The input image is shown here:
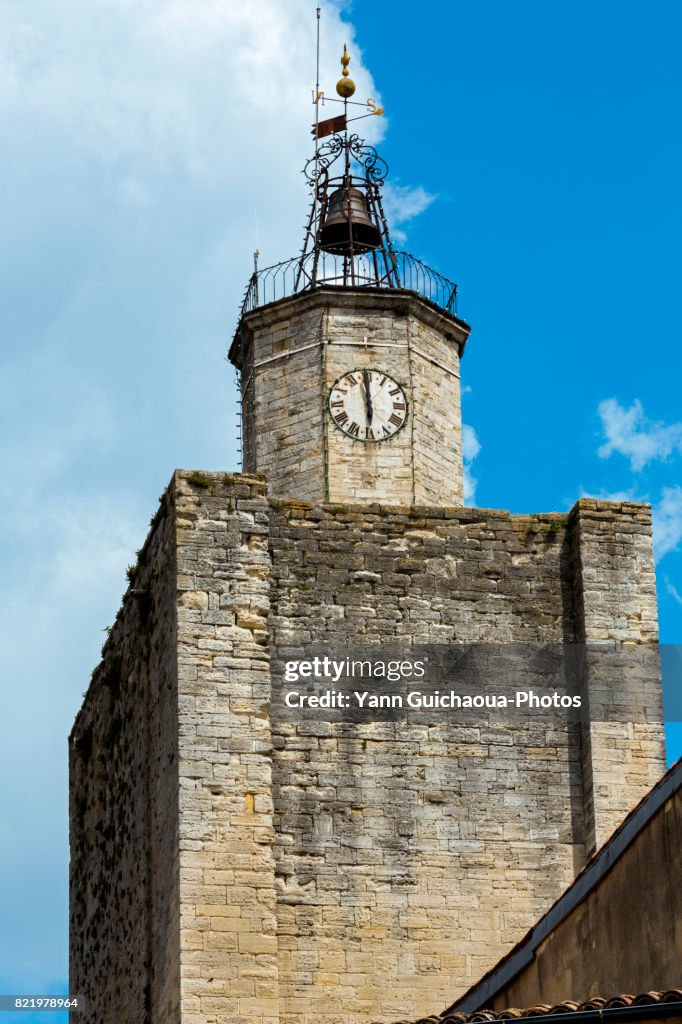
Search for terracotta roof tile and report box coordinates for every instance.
[394,990,682,1024]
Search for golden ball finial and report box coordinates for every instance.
[336,44,356,98]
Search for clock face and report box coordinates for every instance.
[328,369,408,442]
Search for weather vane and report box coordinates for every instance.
[231,7,459,352]
[312,13,384,142]
[287,12,397,294]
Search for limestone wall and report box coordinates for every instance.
[234,289,468,507]
[267,497,665,1024]
[240,298,326,501]
[69,486,181,1024]
[569,500,662,850]
[174,473,280,1024]
[268,501,576,1024]
[482,763,682,1009]
[69,475,666,1024]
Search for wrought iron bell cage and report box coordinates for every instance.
[233,132,460,331]
[294,133,401,292]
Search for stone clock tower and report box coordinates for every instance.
[69,45,666,1024]
[229,131,470,506]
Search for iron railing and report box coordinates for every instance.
[237,248,459,321]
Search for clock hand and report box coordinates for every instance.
[363,369,373,425]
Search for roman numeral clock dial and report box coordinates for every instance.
[328,369,408,442]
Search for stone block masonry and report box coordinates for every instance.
[232,288,470,508]
[69,473,666,1024]
[70,483,181,1023]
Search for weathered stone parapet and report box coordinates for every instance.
[568,498,659,644]
[566,498,665,851]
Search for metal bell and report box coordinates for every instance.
[318,186,382,255]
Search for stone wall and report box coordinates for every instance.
[70,473,279,1024]
[69,474,666,1024]
[569,500,662,851]
[479,762,682,1009]
[233,288,469,507]
[239,297,325,500]
[174,473,280,1024]
[267,496,665,1024]
[69,485,181,1024]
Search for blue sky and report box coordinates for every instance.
[0,0,680,1015]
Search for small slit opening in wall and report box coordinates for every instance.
[245,793,255,813]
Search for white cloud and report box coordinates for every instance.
[383,183,436,243]
[653,486,682,561]
[580,487,639,503]
[463,422,481,461]
[384,183,436,224]
[0,0,390,294]
[597,398,682,471]
[0,2,374,175]
[665,577,682,608]
[589,400,682,564]
[462,422,480,506]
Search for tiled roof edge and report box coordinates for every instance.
[394,991,682,1024]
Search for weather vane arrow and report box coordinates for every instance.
[312,42,384,140]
